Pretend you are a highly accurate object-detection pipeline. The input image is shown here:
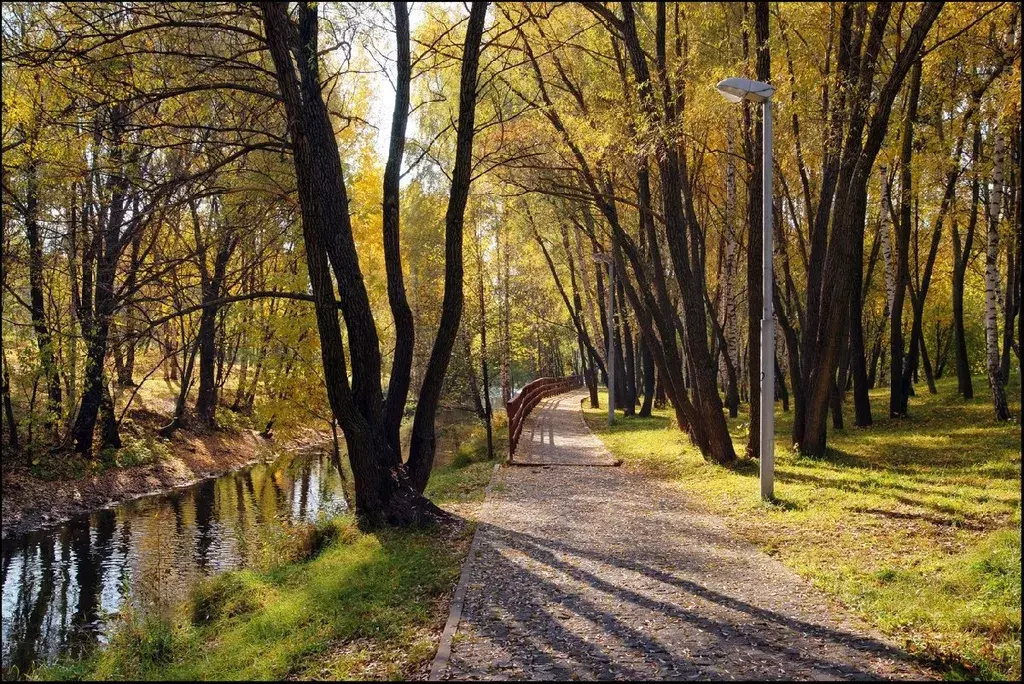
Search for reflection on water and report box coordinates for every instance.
[1,447,346,677]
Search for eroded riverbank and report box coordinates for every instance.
[1,428,330,540]
[1,440,347,677]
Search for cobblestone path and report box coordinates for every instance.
[438,390,931,681]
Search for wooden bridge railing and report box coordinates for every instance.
[505,375,583,460]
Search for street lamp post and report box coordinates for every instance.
[716,77,775,501]
[593,252,615,426]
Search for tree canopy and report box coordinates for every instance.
[2,1,1020,525]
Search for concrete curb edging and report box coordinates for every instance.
[428,461,502,681]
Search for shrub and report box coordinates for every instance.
[107,435,170,468]
[215,406,254,432]
[190,572,263,625]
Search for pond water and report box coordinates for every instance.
[1,446,348,678]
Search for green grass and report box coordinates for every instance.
[583,376,1021,680]
[36,411,503,681]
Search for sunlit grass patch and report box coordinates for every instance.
[584,376,1021,680]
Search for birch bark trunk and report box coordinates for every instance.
[984,130,1011,420]
[722,121,740,418]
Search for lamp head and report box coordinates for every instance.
[716,77,775,103]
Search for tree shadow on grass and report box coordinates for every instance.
[601,413,675,433]
[777,469,1009,530]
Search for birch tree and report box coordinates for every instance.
[984,129,1012,420]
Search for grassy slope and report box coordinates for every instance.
[38,413,504,681]
[583,376,1021,680]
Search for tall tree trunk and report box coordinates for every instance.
[612,281,627,411]
[72,105,130,456]
[619,1,736,465]
[722,120,741,418]
[382,1,415,455]
[919,333,937,393]
[904,167,957,403]
[744,0,769,458]
[639,338,655,416]
[1014,115,1023,370]
[775,353,790,412]
[850,238,872,425]
[1000,119,1019,382]
[463,331,485,419]
[593,238,610,384]
[475,225,494,460]
[878,165,896,359]
[194,214,236,430]
[1,213,17,452]
[24,152,63,429]
[406,2,488,492]
[260,1,476,525]
[890,60,923,418]
[800,5,942,456]
[619,278,637,415]
[115,222,143,387]
[500,218,512,403]
[2,351,17,455]
[984,129,1011,420]
[952,125,981,399]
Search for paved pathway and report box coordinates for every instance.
[512,393,617,467]
[438,390,931,681]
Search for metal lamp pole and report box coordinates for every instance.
[716,77,775,501]
[594,252,615,425]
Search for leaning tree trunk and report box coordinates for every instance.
[620,1,735,465]
[561,222,602,407]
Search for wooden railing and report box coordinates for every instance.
[505,375,583,460]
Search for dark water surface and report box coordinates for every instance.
[1,447,347,677]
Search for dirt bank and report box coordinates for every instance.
[1,427,330,539]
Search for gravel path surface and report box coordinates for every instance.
[439,391,931,681]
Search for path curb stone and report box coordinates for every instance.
[428,461,502,681]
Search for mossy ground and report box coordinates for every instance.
[583,375,1021,680]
